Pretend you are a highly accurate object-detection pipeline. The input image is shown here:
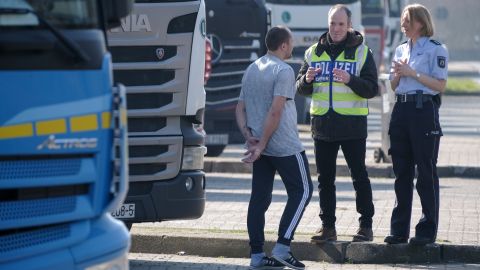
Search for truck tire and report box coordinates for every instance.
[374,148,384,163]
[124,222,132,231]
[206,145,226,157]
[295,94,310,124]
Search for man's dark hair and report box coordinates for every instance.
[329,4,352,24]
[265,26,291,51]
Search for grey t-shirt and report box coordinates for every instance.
[239,53,304,157]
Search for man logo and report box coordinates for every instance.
[206,34,223,64]
[156,48,165,60]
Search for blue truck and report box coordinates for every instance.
[0,0,132,269]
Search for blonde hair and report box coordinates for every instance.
[403,3,434,37]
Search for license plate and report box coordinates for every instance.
[292,31,321,47]
[205,134,229,145]
[111,203,135,219]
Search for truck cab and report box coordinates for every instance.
[0,1,132,269]
[108,0,208,227]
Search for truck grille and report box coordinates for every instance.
[0,158,81,180]
[204,36,265,143]
[128,145,169,158]
[114,136,182,181]
[113,70,175,87]
[0,220,88,262]
[0,224,70,253]
[108,5,199,182]
[130,164,167,176]
[111,46,177,63]
[0,155,99,231]
[0,197,76,221]
[205,38,261,106]
[126,93,173,110]
[128,117,167,133]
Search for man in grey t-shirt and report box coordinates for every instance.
[236,26,313,270]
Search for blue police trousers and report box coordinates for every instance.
[388,100,441,240]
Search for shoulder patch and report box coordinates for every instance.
[437,56,446,68]
[430,39,441,45]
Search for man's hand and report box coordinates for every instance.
[305,66,322,83]
[241,143,264,163]
[333,68,351,84]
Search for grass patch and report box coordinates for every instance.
[445,77,480,94]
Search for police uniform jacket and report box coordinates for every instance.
[296,31,378,141]
[392,37,448,98]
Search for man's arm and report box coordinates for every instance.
[345,50,379,99]
[235,100,255,141]
[296,60,314,96]
[242,96,286,163]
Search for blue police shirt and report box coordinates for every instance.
[390,36,449,95]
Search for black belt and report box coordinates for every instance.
[395,94,433,103]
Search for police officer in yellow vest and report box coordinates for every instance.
[296,4,378,243]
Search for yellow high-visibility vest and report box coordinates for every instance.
[305,43,369,116]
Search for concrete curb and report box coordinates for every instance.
[204,160,480,178]
[130,228,480,264]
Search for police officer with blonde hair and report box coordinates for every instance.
[296,4,378,243]
[384,3,448,246]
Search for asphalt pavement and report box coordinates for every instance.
[129,253,480,270]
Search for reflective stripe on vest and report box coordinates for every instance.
[305,43,369,116]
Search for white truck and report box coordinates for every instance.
[108,0,209,228]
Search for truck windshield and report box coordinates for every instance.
[265,0,358,4]
[0,0,98,28]
[388,0,401,17]
[361,0,383,15]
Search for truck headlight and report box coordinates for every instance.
[182,146,207,170]
[85,252,128,270]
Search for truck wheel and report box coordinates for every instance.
[295,94,309,124]
[373,148,384,163]
[206,145,226,157]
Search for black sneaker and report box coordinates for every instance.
[272,252,305,270]
[249,256,284,270]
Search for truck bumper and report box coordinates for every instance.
[121,170,206,223]
[0,214,130,270]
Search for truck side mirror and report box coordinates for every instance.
[103,0,134,29]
